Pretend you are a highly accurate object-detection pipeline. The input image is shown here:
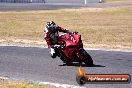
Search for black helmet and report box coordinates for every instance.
[46,21,57,31]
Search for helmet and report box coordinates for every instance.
[46,21,57,31]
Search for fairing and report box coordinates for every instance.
[58,33,83,62]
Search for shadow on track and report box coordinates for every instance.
[59,63,105,67]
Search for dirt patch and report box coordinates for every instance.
[0,38,132,51]
[0,38,47,47]
[62,8,105,12]
[106,0,132,4]
[0,7,132,50]
[0,77,57,88]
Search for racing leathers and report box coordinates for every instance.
[44,26,70,58]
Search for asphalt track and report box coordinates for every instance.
[0,46,132,87]
[0,3,132,11]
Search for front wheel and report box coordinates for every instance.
[79,49,93,66]
[60,56,71,65]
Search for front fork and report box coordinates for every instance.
[76,48,85,64]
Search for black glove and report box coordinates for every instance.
[74,31,78,34]
[68,32,72,35]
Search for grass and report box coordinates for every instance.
[0,79,57,88]
[106,0,132,4]
[0,6,132,49]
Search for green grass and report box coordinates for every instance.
[0,7,132,49]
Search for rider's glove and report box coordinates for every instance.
[68,32,72,35]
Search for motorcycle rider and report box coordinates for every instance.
[44,21,71,58]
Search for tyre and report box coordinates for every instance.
[60,56,71,64]
[80,49,93,66]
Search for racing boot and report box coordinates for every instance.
[50,48,57,58]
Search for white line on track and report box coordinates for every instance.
[0,76,85,88]
[38,82,85,88]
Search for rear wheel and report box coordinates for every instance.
[80,49,93,66]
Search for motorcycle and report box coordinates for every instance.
[52,32,93,66]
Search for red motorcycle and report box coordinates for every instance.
[53,32,93,66]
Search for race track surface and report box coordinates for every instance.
[0,46,131,87]
[0,3,132,11]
